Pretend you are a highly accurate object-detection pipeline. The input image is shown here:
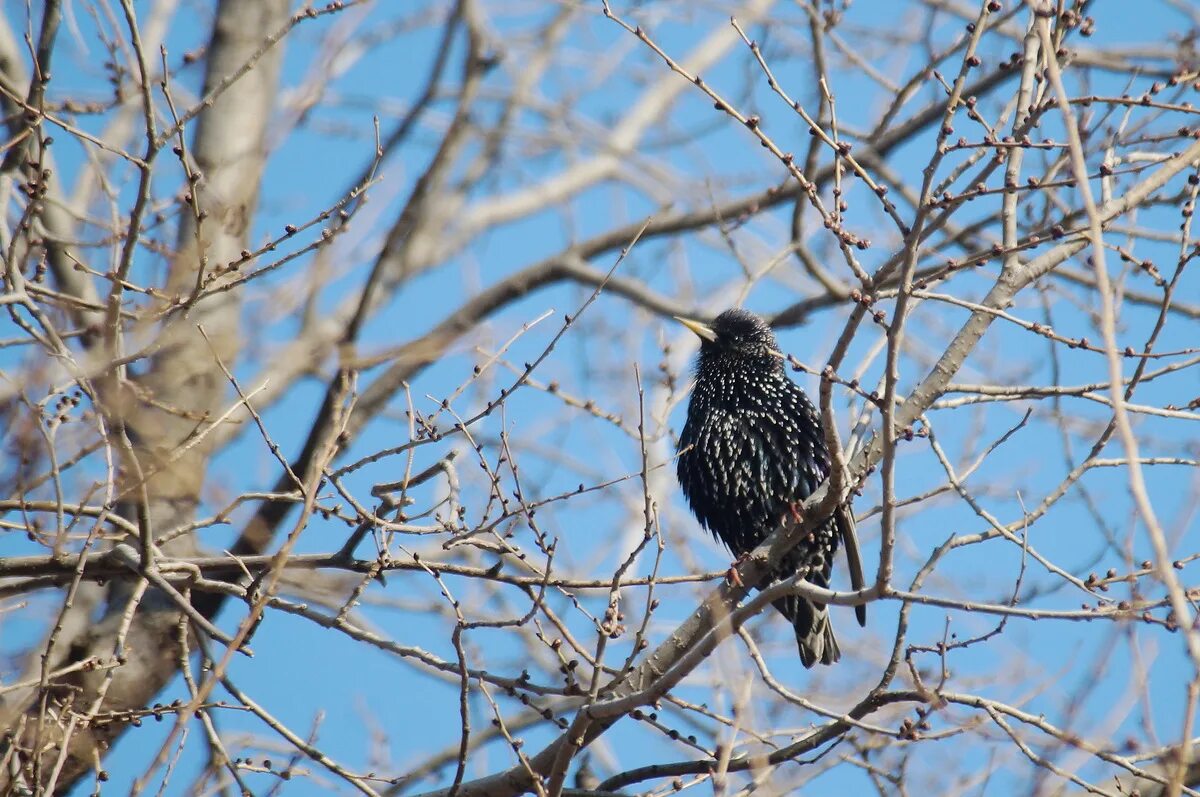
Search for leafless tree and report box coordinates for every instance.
[1,0,1199,795]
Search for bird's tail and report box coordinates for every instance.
[773,593,840,668]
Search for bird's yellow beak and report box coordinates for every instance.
[674,316,717,343]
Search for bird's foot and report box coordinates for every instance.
[788,501,806,525]
[725,551,752,587]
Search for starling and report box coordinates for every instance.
[675,308,866,667]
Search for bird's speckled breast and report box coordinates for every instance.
[677,355,831,555]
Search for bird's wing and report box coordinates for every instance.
[836,504,867,627]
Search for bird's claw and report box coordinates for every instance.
[788,502,805,524]
[725,551,752,587]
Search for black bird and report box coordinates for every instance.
[675,308,866,667]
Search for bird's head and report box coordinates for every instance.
[676,308,781,366]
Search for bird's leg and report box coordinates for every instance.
[788,501,806,525]
[726,551,752,587]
